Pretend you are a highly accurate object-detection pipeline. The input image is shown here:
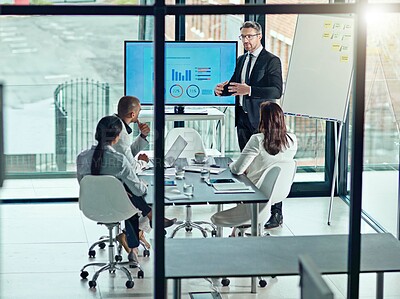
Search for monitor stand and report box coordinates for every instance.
[174,105,185,114]
[165,105,208,115]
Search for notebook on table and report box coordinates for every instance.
[212,182,255,194]
[184,165,226,174]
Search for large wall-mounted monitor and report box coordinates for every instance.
[124,41,237,106]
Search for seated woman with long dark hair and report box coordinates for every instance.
[77,115,175,261]
[229,101,297,230]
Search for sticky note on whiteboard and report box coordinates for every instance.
[322,32,331,39]
[324,20,332,28]
[340,55,349,62]
[332,44,341,51]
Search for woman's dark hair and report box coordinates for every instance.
[91,115,123,175]
[258,102,293,155]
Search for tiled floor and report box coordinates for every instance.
[1,187,400,298]
[0,178,79,200]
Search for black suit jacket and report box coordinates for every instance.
[222,48,283,129]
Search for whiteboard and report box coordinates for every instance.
[281,15,354,123]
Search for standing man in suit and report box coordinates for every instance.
[215,21,283,151]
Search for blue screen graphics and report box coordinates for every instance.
[124,41,237,106]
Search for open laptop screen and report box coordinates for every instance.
[164,135,188,167]
[148,135,188,168]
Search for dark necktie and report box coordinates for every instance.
[245,53,253,85]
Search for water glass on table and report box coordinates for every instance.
[183,183,194,196]
[175,165,185,180]
[200,168,210,181]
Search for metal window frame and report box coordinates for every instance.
[2,2,400,298]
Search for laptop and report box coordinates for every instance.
[148,135,188,168]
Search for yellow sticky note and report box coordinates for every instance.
[341,45,349,51]
[340,55,349,62]
[323,32,331,39]
[324,21,332,28]
[332,44,341,51]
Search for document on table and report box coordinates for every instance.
[184,165,226,174]
[164,187,190,201]
[212,182,255,193]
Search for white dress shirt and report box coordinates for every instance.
[112,115,149,172]
[239,45,263,107]
[229,133,297,185]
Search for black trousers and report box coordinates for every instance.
[236,106,258,151]
[125,191,152,249]
[125,214,140,248]
[124,184,152,217]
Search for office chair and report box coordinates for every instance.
[210,160,297,287]
[165,127,217,238]
[87,222,150,258]
[79,175,145,289]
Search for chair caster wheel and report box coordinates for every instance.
[143,249,150,257]
[211,230,217,237]
[126,280,134,288]
[88,250,96,258]
[98,242,106,249]
[185,227,192,232]
[115,254,123,262]
[88,280,97,288]
[221,278,230,286]
[80,270,89,279]
[259,279,267,287]
[138,270,144,278]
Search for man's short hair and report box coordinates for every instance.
[117,96,140,116]
[240,21,262,35]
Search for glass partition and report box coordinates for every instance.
[1,12,334,187]
[347,13,400,237]
[0,15,142,175]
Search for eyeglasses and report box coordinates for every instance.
[238,33,260,40]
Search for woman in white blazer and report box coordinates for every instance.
[229,101,297,229]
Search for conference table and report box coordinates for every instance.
[141,157,267,237]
